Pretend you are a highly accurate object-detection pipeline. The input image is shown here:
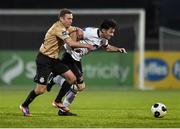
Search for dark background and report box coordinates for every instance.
[1,0,180,50]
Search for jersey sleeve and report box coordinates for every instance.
[56,27,70,41]
[83,28,91,39]
[67,26,77,34]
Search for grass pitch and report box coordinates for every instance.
[0,86,180,128]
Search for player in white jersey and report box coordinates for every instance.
[64,27,109,61]
[47,19,127,116]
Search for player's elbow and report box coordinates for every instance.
[105,48,111,52]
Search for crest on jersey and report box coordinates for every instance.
[39,77,45,83]
[62,31,68,36]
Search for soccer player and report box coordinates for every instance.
[47,19,127,116]
[19,8,93,116]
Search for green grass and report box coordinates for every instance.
[0,86,180,128]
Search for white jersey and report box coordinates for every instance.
[64,27,108,61]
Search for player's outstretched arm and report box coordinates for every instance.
[104,44,127,53]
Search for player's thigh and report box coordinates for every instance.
[67,66,83,84]
[62,70,77,84]
[53,60,76,84]
[61,54,83,83]
[71,61,83,84]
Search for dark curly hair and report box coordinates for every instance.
[100,19,118,30]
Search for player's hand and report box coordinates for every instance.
[86,44,94,51]
[118,48,127,54]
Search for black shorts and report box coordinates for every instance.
[61,52,83,83]
[34,52,69,85]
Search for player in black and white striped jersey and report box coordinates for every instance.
[47,19,127,116]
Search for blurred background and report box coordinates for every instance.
[1,0,180,49]
[0,0,180,89]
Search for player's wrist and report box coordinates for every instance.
[77,41,88,48]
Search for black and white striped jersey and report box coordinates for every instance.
[64,27,108,61]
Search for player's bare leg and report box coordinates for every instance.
[20,84,46,116]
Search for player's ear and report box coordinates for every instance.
[59,16,64,22]
[101,29,106,33]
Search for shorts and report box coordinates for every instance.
[61,52,83,83]
[34,52,69,85]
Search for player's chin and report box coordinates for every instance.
[66,24,71,28]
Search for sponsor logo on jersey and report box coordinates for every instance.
[62,31,68,36]
[145,58,168,81]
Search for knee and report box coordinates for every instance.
[34,84,47,94]
[63,70,77,85]
[77,83,86,92]
[67,76,77,85]
[71,83,85,92]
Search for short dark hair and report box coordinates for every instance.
[58,8,72,18]
[100,19,117,30]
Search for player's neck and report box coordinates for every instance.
[59,21,69,29]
